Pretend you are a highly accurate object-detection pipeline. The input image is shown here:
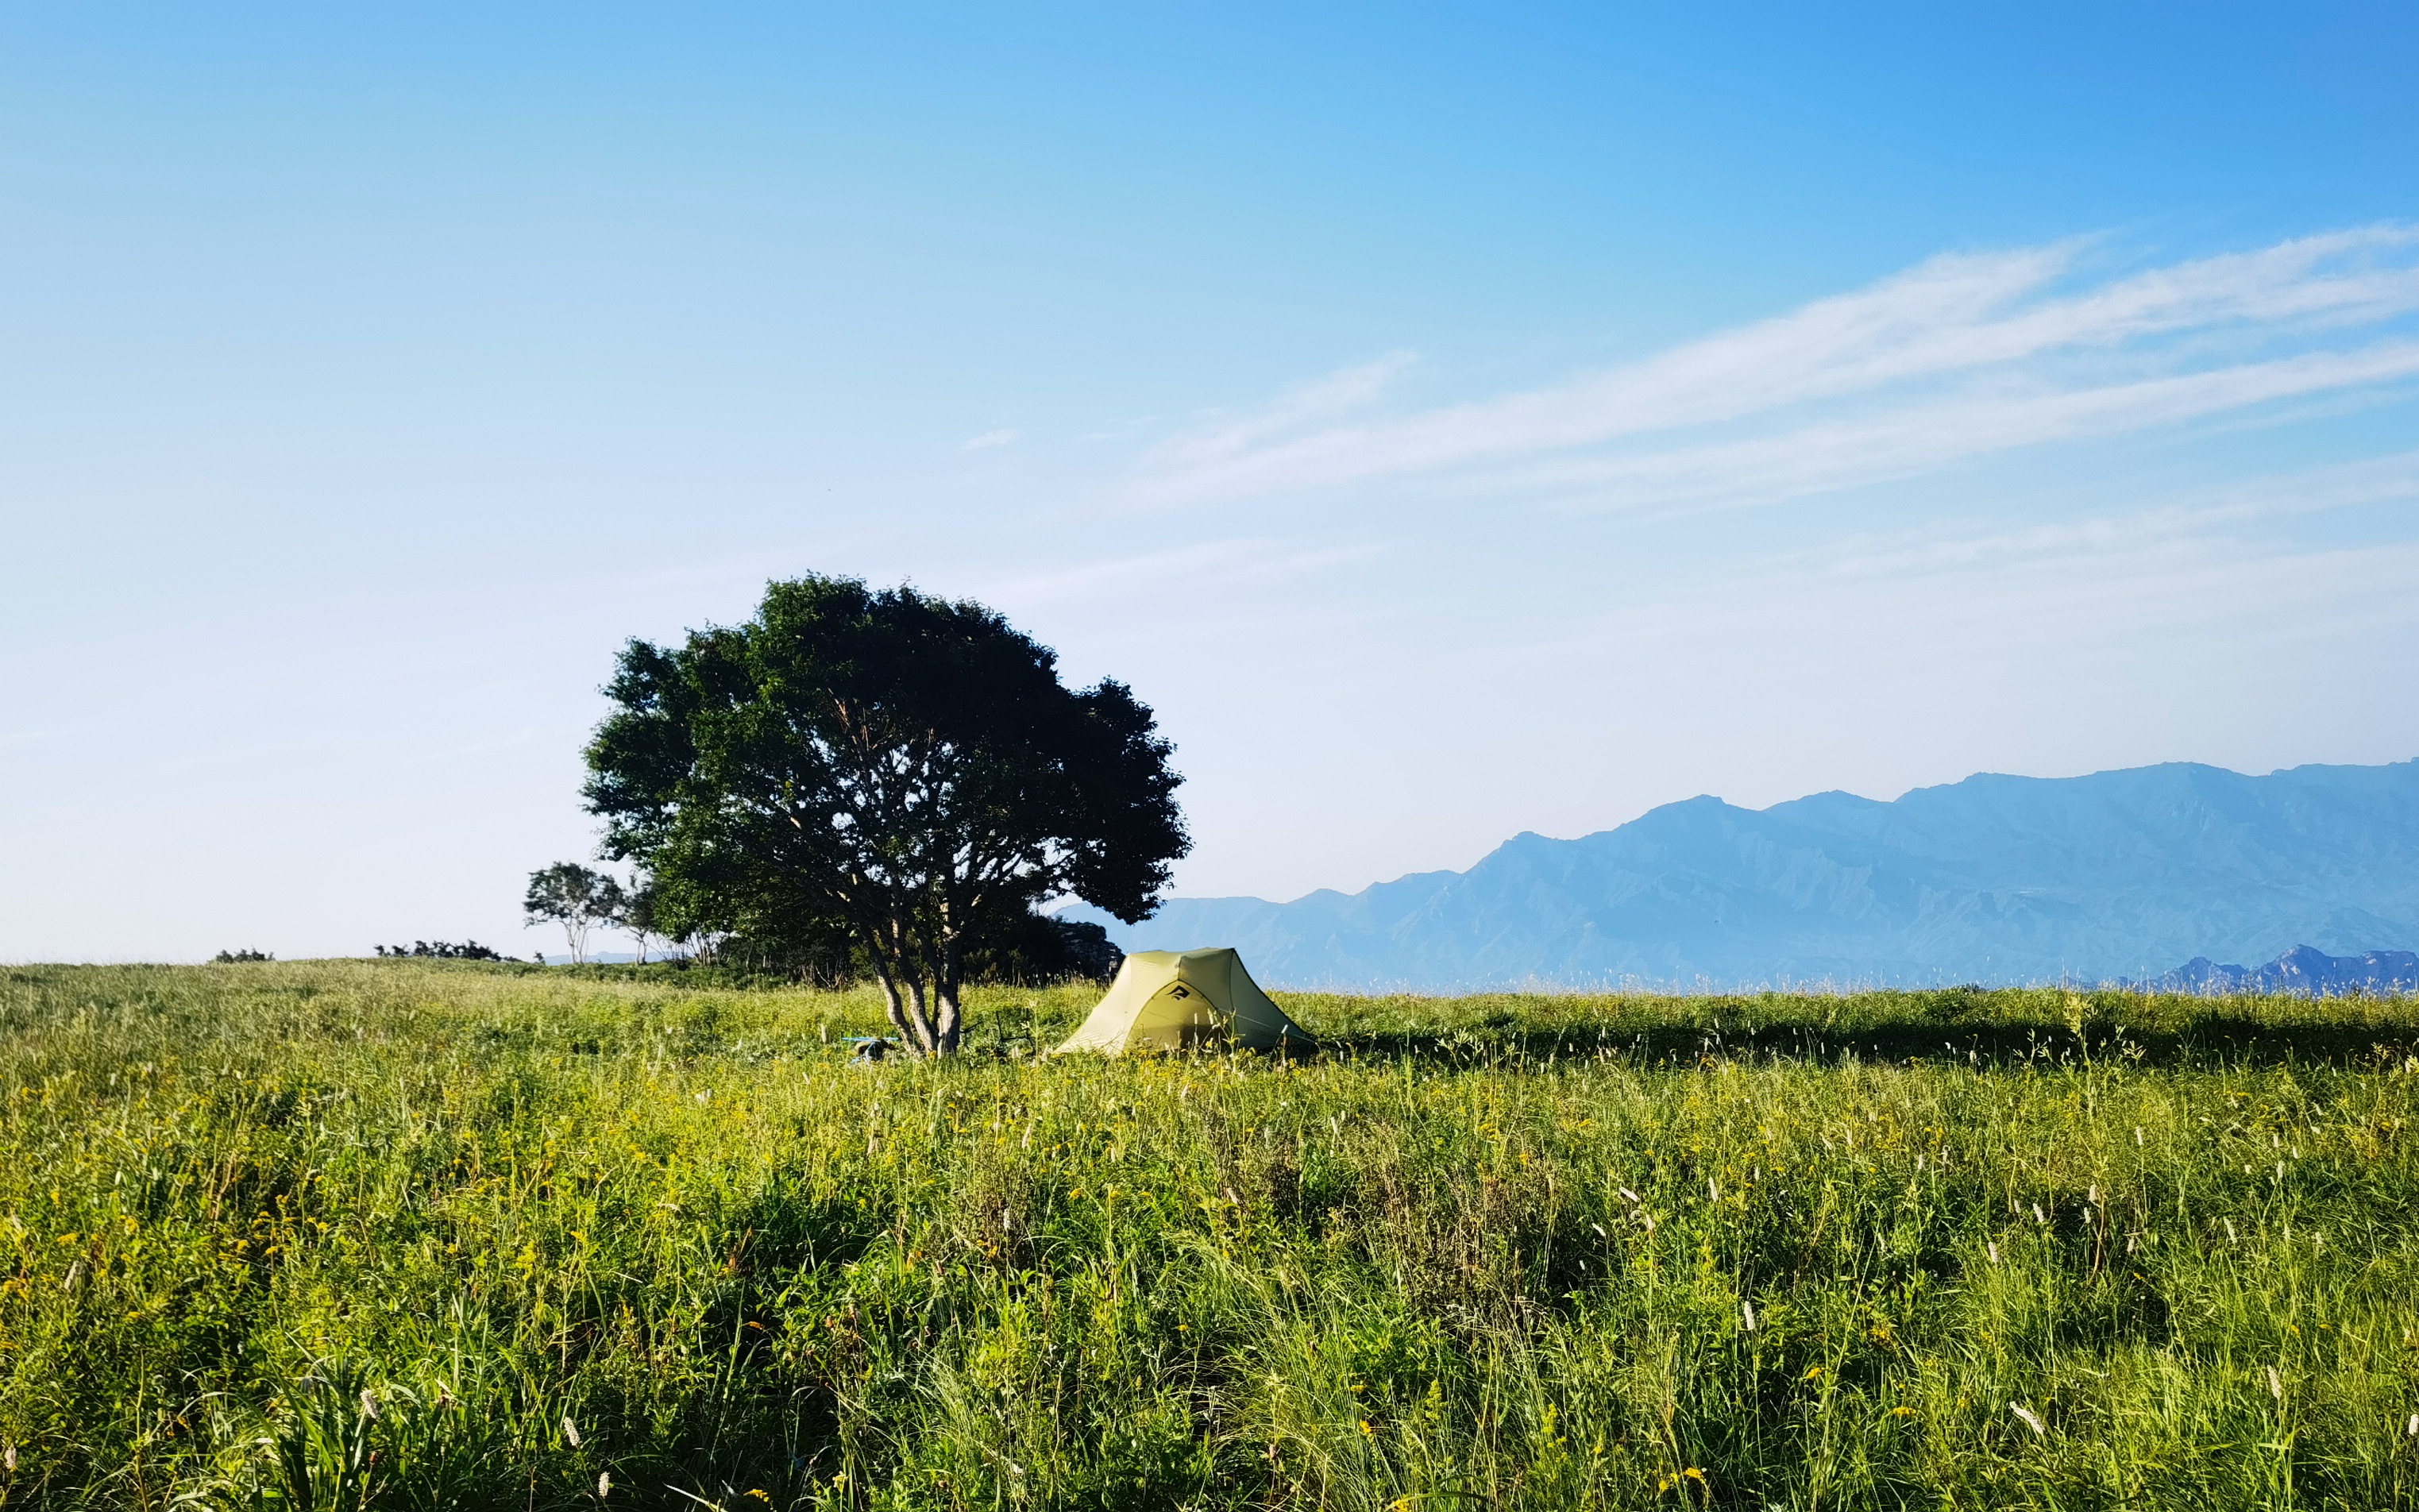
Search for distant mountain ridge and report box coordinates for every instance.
[1066,759,2419,991]
[2133,945,2419,997]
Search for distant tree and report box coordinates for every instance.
[584,575,1188,1055]
[962,913,1125,986]
[630,858,855,979]
[523,864,625,965]
[1051,918,1125,983]
[210,948,272,963]
[616,874,663,963]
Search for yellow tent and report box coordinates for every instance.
[1052,947,1314,1055]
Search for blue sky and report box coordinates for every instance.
[5,3,2418,960]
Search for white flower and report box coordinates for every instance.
[563,1414,581,1448]
[598,1471,613,1499]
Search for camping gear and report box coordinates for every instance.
[1051,947,1314,1055]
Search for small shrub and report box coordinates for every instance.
[373,940,509,961]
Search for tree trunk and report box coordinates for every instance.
[934,981,962,1055]
[905,978,940,1056]
[870,955,936,1057]
[934,927,964,1055]
[875,970,918,1053]
[857,902,943,1056]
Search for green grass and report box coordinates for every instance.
[5,962,2419,1510]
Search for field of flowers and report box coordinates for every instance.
[3,961,2417,1509]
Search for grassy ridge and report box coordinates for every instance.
[3,963,2418,1509]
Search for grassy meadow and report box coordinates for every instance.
[4,962,2419,1510]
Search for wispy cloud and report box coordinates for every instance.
[1136,227,2419,509]
[1150,351,1418,472]
[987,537,1387,607]
[1454,450,2419,687]
[963,428,1022,451]
[1793,449,2419,581]
[1522,341,2419,511]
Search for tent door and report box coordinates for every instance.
[1136,980,1225,1051]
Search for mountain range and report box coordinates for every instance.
[2132,944,2419,997]
[1066,759,2419,991]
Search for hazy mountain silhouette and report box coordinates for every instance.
[2133,944,2419,996]
[1065,759,2419,990]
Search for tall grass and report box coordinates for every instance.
[3,962,2417,1509]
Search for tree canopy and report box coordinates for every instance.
[583,575,1188,1054]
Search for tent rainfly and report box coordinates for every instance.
[1052,947,1314,1055]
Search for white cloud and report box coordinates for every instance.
[1794,449,2419,581]
[1441,454,2419,719]
[986,537,1386,607]
[1148,351,1418,473]
[963,428,1022,451]
[1525,341,2419,511]
[1135,226,2419,509]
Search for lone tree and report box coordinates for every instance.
[615,874,664,963]
[583,575,1188,1055]
[523,862,624,964]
